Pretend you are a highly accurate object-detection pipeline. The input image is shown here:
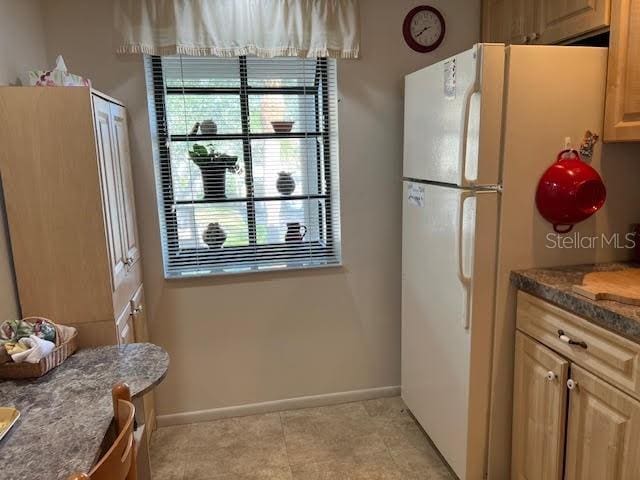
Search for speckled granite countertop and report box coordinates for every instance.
[511,262,640,343]
[0,343,169,480]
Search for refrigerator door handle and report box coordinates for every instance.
[457,191,474,330]
[458,81,480,188]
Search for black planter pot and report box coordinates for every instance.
[191,155,238,200]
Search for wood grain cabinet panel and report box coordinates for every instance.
[536,0,611,44]
[604,0,640,141]
[512,332,568,480]
[0,87,114,324]
[483,0,511,42]
[509,0,540,44]
[565,365,640,480]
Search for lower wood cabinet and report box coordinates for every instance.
[512,332,568,480]
[513,296,640,479]
[564,365,640,480]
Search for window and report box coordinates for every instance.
[145,56,341,278]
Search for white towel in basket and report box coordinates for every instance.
[8,335,55,364]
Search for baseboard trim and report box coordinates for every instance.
[157,385,401,427]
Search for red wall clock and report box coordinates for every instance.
[403,6,446,53]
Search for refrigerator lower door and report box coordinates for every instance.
[403,44,504,187]
[401,182,499,480]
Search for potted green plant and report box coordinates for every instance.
[188,144,239,200]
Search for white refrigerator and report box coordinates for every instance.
[401,43,615,480]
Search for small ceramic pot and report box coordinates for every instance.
[203,222,227,249]
[276,172,296,196]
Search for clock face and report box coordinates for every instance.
[403,6,446,53]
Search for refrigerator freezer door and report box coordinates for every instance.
[401,182,499,480]
[403,44,505,187]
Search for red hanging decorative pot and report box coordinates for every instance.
[535,149,606,233]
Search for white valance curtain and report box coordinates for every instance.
[115,0,360,58]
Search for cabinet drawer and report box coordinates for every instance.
[517,291,640,400]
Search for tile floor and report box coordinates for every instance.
[150,396,456,479]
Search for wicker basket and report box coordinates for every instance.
[0,318,78,379]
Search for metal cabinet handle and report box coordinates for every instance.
[545,371,557,382]
[567,379,578,390]
[557,330,588,349]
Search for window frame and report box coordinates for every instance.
[148,55,340,277]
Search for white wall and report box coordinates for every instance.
[0,0,48,320]
[40,0,481,416]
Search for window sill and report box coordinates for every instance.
[164,258,342,279]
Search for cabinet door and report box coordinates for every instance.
[565,365,640,480]
[109,103,140,266]
[115,303,135,345]
[604,0,640,141]
[537,0,611,44]
[483,0,511,42]
[130,284,148,343]
[93,96,127,291]
[506,0,543,44]
[512,332,569,480]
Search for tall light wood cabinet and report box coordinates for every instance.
[0,86,156,438]
[604,0,640,141]
[0,87,144,342]
[513,292,640,479]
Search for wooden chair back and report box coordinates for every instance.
[68,383,137,480]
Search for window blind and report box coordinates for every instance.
[145,55,341,278]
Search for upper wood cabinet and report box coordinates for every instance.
[511,0,540,44]
[0,87,144,346]
[483,0,640,141]
[483,0,541,44]
[565,365,640,479]
[512,332,568,480]
[483,0,512,43]
[604,0,640,141]
[537,0,611,44]
[482,0,611,44]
